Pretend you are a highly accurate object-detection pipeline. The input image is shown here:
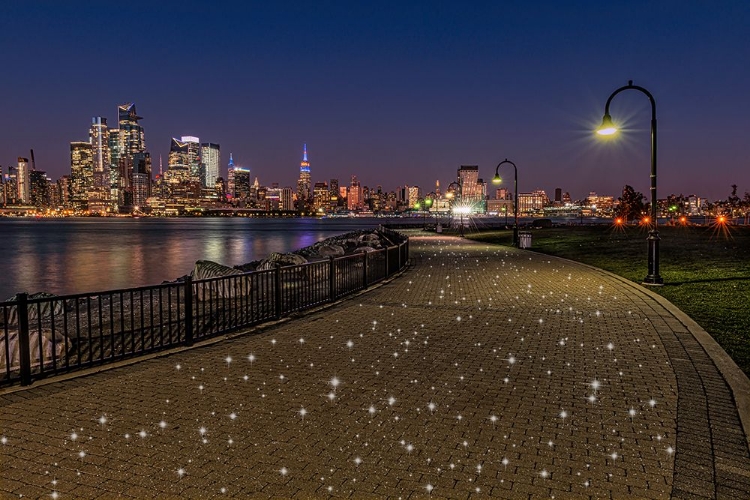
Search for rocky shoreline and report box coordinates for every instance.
[190,228,392,282]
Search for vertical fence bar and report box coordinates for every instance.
[274,264,282,319]
[17,293,32,386]
[184,277,194,346]
[329,257,335,302]
[363,253,369,289]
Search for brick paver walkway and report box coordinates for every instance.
[1,235,749,499]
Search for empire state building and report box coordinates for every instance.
[297,143,311,209]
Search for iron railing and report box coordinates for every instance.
[1,230,409,387]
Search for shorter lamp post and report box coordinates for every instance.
[413,197,434,229]
[492,159,519,247]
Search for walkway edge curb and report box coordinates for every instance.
[537,250,750,453]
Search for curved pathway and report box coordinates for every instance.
[1,235,748,499]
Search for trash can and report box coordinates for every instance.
[519,232,532,249]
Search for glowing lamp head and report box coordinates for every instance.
[425,198,433,207]
[615,218,623,225]
[596,114,618,136]
[718,215,726,224]
[446,192,454,199]
[642,216,651,224]
[492,174,502,185]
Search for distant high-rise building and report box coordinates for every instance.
[297,144,311,209]
[29,170,49,208]
[457,165,480,204]
[167,138,190,184]
[70,142,94,210]
[16,157,30,204]
[313,181,330,212]
[180,136,201,182]
[347,175,363,211]
[554,187,562,203]
[281,187,294,211]
[90,117,111,209]
[200,143,220,188]
[408,186,420,208]
[112,103,148,210]
[230,167,251,205]
[131,152,152,208]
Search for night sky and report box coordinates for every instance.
[1,1,749,201]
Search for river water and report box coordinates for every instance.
[0,217,390,299]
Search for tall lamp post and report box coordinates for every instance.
[492,159,519,247]
[597,80,663,285]
[445,181,460,234]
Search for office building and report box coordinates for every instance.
[200,143,220,187]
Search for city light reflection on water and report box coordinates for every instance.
[0,217,383,299]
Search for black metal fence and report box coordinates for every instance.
[1,231,409,387]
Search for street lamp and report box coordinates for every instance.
[492,158,519,247]
[596,80,663,285]
[445,181,460,233]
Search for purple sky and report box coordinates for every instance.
[1,1,749,201]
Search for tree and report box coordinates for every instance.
[617,185,646,222]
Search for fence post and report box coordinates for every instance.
[17,293,32,386]
[329,256,335,302]
[184,276,194,346]
[274,264,282,319]
[385,247,390,277]
[363,253,369,289]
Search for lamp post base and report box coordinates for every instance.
[512,226,519,247]
[643,230,663,285]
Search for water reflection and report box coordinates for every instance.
[0,217,383,298]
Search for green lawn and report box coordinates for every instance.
[467,225,750,377]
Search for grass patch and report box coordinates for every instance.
[467,225,750,377]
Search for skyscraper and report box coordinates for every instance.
[200,143,220,188]
[116,103,147,209]
[457,165,481,206]
[167,138,190,183]
[180,136,201,182]
[347,175,363,211]
[16,157,30,204]
[70,142,93,210]
[297,143,311,210]
[89,117,111,210]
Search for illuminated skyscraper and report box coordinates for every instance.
[347,175,363,211]
[167,138,190,183]
[16,157,30,204]
[180,136,201,182]
[297,143,311,209]
[200,143,220,187]
[70,142,93,210]
[89,117,111,210]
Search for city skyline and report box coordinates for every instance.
[1,2,749,201]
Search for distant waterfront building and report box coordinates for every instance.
[200,143,220,187]
[70,142,94,210]
[231,167,251,205]
[3,166,18,205]
[29,170,49,208]
[457,165,483,211]
[347,175,363,211]
[131,152,152,208]
[180,136,201,182]
[297,144,311,209]
[89,117,111,210]
[281,186,294,211]
[16,157,30,204]
[517,190,548,214]
[313,181,330,212]
[167,138,191,184]
[407,185,420,209]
